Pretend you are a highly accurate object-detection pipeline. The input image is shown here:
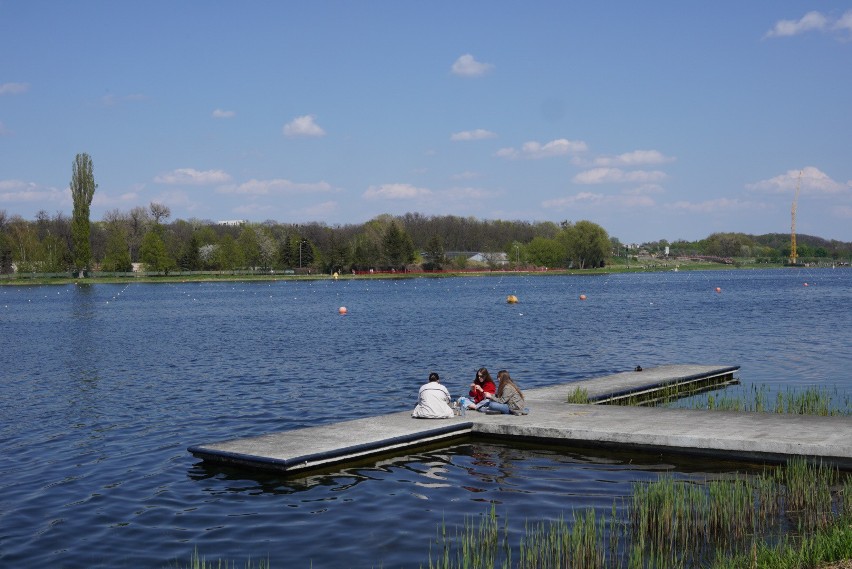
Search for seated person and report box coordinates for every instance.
[459,367,496,410]
[411,372,455,419]
[477,370,528,415]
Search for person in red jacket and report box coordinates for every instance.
[465,367,496,409]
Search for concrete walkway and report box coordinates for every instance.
[189,365,852,473]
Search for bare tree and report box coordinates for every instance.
[149,202,171,225]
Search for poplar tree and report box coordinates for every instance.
[70,153,97,276]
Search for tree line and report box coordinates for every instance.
[1,153,850,276]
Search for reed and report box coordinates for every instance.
[566,386,590,404]
[423,459,851,569]
[697,385,849,416]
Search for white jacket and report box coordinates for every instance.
[412,382,454,419]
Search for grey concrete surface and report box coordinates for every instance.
[189,365,852,473]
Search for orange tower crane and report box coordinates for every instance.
[790,170,802,265]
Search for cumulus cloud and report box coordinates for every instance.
[218,178,335,195]
[745,166,849,195]
[451,54,494,77]
[593,149,675,167]
[212,108,236,119]
[451,129,497,141]
[0,82,30,95]
[363,183,432,200]
[542,191,655,210]
[573,167,667,185]
[496,138,587,159]
[154,168,232,185]
[283,114,326,137]
[764,10,852,39]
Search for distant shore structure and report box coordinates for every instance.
[217,219,247,227]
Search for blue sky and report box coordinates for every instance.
[1,1,850,244]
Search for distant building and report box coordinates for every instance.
[217,220,247,227]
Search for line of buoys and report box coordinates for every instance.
[506,295,518,304]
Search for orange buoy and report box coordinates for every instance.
[579,294,587,301]
[715,287,722,293]
[804,282,809,287]
[338,306,347,315]
[507,295,518,304]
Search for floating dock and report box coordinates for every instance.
[189,364,852,473]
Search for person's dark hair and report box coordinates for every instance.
[475,367,492,384]
[496,369,523,398]
[428,372,440,382]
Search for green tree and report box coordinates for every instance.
[279,234,295,268]
[561,220,610,269]
[178,234,202,271]
[101,227,132,272]
[422,234,446,270]
[70,153,97,276]
[382,221,415,269]
[237,226,261,269]
[526,236,564,268]
[140,228,176,274]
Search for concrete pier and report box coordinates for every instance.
[189,365,852,473]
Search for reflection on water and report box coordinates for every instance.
[0,269,850,568]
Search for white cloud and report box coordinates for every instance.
[593,149,675,167]
[764,10,852,39]
[573,167,667,184]
[363,183,432,200]
[451,54,494,77]
[497,138,587,159]
[542,191,655,210]
[283,114,326,137]
[745,166,849,195]
[154,168,232,185]
[835,10,852,34]
[0,82,30,95]
[212,109,236,119]
[451,129,497,141]
[218,178,335,195]
[0,179,66,204]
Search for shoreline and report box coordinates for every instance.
[2,261,834,287]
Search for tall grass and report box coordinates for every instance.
[698,384,850,416]
[424,458,852,569]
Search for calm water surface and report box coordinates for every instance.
[1,268,850,568]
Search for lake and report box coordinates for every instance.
[1,268,850,568]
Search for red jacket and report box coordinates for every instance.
[469,379,496,403]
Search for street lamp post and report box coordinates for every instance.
[299,239,303,269]
[515,245,520,268]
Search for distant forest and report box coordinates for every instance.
[1,206,850,275]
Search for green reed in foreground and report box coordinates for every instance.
[424,458,852,569]
[697,384,850,416]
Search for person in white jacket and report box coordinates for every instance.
[411,372,455,419]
